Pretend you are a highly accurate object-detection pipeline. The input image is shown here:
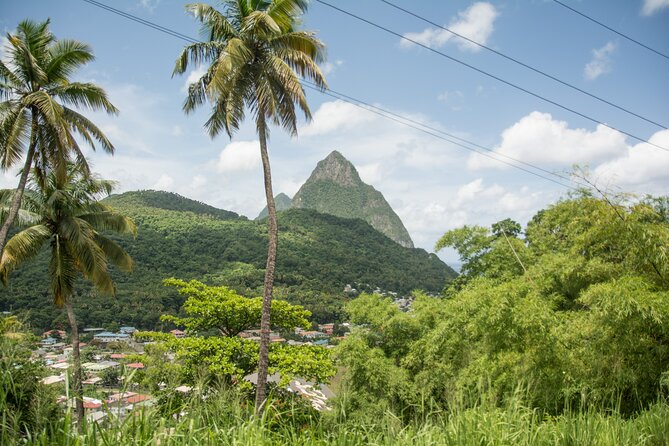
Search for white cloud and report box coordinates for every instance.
[468,111,628,169]
[138,0,160,12]
[216,140,261,172]
[584,42,616,81]
[401,2,498,52]
[320,59,344,76]
[641,0,669,15]
[171,125,184,136]
[152,173,174,190]
[181,66,207,93]
[357,163,383,184]
[593,129,669,191]
[437,90,464,103]
[299,100,376,136]
[189,175,207,190]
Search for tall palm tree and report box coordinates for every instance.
[0,19,118,255]
[0,166,136,428]
[173,0,326,412]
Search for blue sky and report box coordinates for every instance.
[1,0,668,263]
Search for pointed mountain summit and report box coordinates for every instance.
[256,193,293,220]
[292,151,414,248]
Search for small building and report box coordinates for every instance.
[301,331,326,339]
[119,326,137,334]
[40,337,57,346]
[170,329,186,338]
[93,332,130,343]
[126,362,145,369]
[41,375,65,385]
[83,376,103,386]
[318,324,335,335]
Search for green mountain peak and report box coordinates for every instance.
[292,151,415,248]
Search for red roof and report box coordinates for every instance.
[83,401,101,409]
[125,394,151,404]
[110,353,127,359]
[126,362,145,369]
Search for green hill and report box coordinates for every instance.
[255,192,293,220]
[0,190,455,331]
[292,151,415,248]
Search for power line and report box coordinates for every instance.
[76,0,607,191]
[551,0,669,61]
[301,79,584,190]
[313,0,669,154]
[302,82,580,191]
[379,0,667,130]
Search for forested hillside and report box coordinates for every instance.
[0,190,455,331]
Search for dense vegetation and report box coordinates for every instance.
[0,190,454,331]
[338,192,669,419]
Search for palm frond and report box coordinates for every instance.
[50,82,118,115]
[0,103,30,169]
[49,235,77,307]
[93,233,133,272]
[45,39,95,83]
[0,224,50,285]
[77,211,136,236]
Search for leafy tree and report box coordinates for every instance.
[174,0,327,412]
[0,166,135,427]
[140,279,334,388]
[0,19,117,254]
[339,193,669,416]
[160,278,310,336]
[0,316,60,437]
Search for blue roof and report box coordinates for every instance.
[94,332,129,338]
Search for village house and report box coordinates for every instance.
[93,332,131,343]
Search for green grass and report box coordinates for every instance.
[4,388,669,446]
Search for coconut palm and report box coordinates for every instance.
[0,19,118,255]
[173,0,326,411]
[0,165,136,428]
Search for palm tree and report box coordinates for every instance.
[0,19,118,255]
[173,0,326,411]
[0,166,136,428]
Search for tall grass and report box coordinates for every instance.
[4,387,668,445]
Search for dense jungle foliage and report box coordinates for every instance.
[338,193,669,418]
[0,190,454,331]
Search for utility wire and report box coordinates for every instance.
[78,0,604,191]
[301,82,580,191]
[379,0,667,130]
[313,0,669,154]
[551,0,669,61]
[301,79,584,189]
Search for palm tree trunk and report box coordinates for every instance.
[0,111,38,255]
[65,299,84,429]
[254,118,278,414]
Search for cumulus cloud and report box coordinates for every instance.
[216,140,261,172]
[401,2,498,52]
[641,0,669,15]
[152,173,174,190]
[320,59,344,76]
[299,100,376,136]
[584,42,616,81]
[181,65,207,93]
[593,129,669,191]
[138,0,160,12]
[468,111,628,169]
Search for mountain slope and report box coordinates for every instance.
[256,193,293,220]
[0,191,455,331]
[292,151,414,248]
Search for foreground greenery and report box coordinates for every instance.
[2,318,668,446]
[338,192,669,418]
[0,190,454,331]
